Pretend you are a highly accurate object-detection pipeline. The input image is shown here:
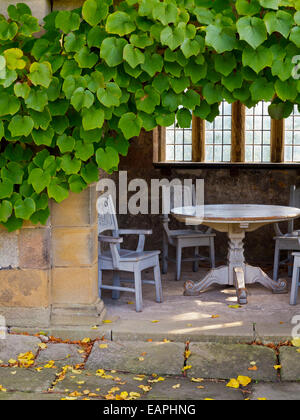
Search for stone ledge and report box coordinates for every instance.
[0,306,51,328]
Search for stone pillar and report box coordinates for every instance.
[0,0,51,22]
[0,185,105,328]
[50,184,105,326]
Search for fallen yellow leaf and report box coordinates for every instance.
[292,337,300,347]
[274,365,281,370]
[38,343,47,350]
[102,320,112,324]
[227,378,240,389]
[138,385,151,392]
[99,344,108,349]
[191,377,204,383]
[228,304,242,309]
[211,315,220,319]
[151,320,159,323]
[182,365,192,371]
[237,376,251,387]
[81,338,91,344]
[172,384,181,389]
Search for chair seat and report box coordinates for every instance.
[101,249,160,262]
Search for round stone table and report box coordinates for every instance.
[171,204,300,305]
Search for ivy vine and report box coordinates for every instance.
[0,0,299,231]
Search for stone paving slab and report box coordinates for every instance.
[0,367,58,392]
[0,334,41,364]
[279,346,300,381]
[188,343,278,381]
[35,343,85,367]
[250,382,300,400]
[85,341,185,376]
[0,391,62,400]
[52,369,152,399]
[144,377,245,400]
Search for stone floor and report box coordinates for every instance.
[0,333,300,400]
[100,262,300,344]
[2,262,300,400]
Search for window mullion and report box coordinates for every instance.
[231,101,245,163]
[192,115,205,162]
[271,119,285,163]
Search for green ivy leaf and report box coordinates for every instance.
[0,94,20,116]
[100,37,128,67]
[275,79,298,101]
[118,113,142,139]
[48,178,69,203]
[202,82,223,104]
[152,2,178,25]
[135,86,160,114]
[57,134,75,153]
[55,10,81,33]
[141,52,163,77]
[61,154,81,175]
[74,141,94,161]
[250,77,275,101]
[28,62,52,89]
[176,108,192,128]
[8,115,34,137]
[28,168,51,194]
[123,44,145,69]
[264,11,293,38]
[96,146,120,173]
[82,107,105,130]
[4,48,26,70]
[32,127,55,146]
[242,46,273,73]
[97,82,122,107]
[71,87,94,111]
[82,0,109,26]
[1,162,23,185]
[80,161,99,183]
[290,27,300,47]
[25,89,48,112]
[205,24,238,53]
[0,21,18,40]
[68,174,87,193]
[74,46,98,69]
[106,11,136,36]
[14,82,30,99]
[161,23,186,51]
[237,16,267,49]
[0,200,12,223]
[236,0,261,16]
[259,0,280,10]
[14,198,36,220]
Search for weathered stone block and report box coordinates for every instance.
[251,382,300,400]
[0,367,57,392]
[0,0,51,22]
[85,341,185,375]
[51,185,97,227]
[52,227,97,267]
[188,343,278,381]
[0,334,40,364]
[35,343,85,367]
[279,346,300,381]
[0,307,50,328]
[0,230,18,269]
[51,300,105,326]
[0,269,49,308]
[52,0,86,11]
[51,265,98,305]
[19,227,50,269]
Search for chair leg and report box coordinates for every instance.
[134,268,143,312]
[162,234,168,274]
[210,237,215,268]
[98,261,102,299]
[273,242,280,282]
[290,261,299,305]
[176,244,182,281]
[112,272,120,300]
[154,257,163,303]
[288,251,293,277]
[193,247,199,272]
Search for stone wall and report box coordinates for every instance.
[0,0,104,328]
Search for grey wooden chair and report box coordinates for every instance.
[97,194,163,312]
[162,184,216,281]
[273,185,300,282]
[290,251,300,305]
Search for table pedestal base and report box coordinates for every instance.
[183,225,288,305]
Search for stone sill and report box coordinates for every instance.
[154,162,300,171]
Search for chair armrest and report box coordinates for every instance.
[118,229,153,235]
[98,235,123,244]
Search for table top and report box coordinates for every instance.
[171,204,300,224]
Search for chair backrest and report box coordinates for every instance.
[162,183,195,216]
[97,194,119,236]
[288,185,300,233]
